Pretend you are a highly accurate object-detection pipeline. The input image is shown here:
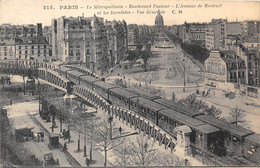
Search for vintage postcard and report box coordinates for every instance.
[0,0,260,167]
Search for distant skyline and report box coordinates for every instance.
[0,0,259,26]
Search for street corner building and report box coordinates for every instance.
[51,14,128,73]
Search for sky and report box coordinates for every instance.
[0,0,259,26]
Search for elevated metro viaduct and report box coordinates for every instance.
[0,60,181,156]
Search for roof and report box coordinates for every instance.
[60,66,71,73]
[0,39,15,45]
[154,99,204,117]
[15,37,48,45]
[80,75,99,83]
[245,134,260,144]
[160,109,204,128]
[67,70,85,77]
[130,97,168,112]
[196,115,254,137]
[220,50,237,56]
[110,88,138,99]
[196,124,220,134]
[126,88,161,100]
[94,81,117,90]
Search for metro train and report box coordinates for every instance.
[59,65,260,164]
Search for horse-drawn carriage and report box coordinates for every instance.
[44,153,59,166]
[15,126,34,142]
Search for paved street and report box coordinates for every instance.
[5,99,72,167]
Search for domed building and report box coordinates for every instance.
[155,11,165,33]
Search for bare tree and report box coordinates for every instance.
[49,97,71,133]
[178,94,222,118]
[93,116,124,166]
[158,153,187,166]
[127,135,161,166]
[205,105,222,119]
[230,106,246,126]
[111,140,131,166]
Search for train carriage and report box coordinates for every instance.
[59,66,72,78]
[92,81,117,101]
[108,88,139,109]
[80,75,100,89]
[126,87,162,100]
[195,115,254,157]
[129,97,168,124]
[154,99,204,117]
[244,134,260,164]
[67,70,85,85]
[158,109,224,156]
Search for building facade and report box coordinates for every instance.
[52,15,128,72]
[0,39,15,60]
[204,51,227,85]
[15,37,51,61]
[0,23,43,39]
[127,24,139,50]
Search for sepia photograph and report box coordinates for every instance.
[0,0,260,167]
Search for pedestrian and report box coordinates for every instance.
[41,132,44,142]
[196,89,199,95]
[67,130,70,140]
[63,142,67,151]
[10,99,12,105]
[85,157,90,167]
[37,134,40,142]
[56,159,59,166]
[119,126,122,135]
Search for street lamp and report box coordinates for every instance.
[108,115,113,140]
[37,79,41,117]
[183,58,186,92]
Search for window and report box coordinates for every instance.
[19,46,21,49]
[4,47,7,51]
[32,50,34,54]
[86,49,90,55]
[4,52,7,56]
[44,45,46,49]
[76,49,80,56]
[69,50,73,56]
[25,46,28,49]
[25,50,28,54]
[38,45,40,49]
[31,46,34,49]
[38,50,40,54]
[19,51,22,54]
[44,50,46,53]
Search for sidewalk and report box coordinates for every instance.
[6,100,71,167]
[34,114,106,167]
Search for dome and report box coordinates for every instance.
[155,11,164,26]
